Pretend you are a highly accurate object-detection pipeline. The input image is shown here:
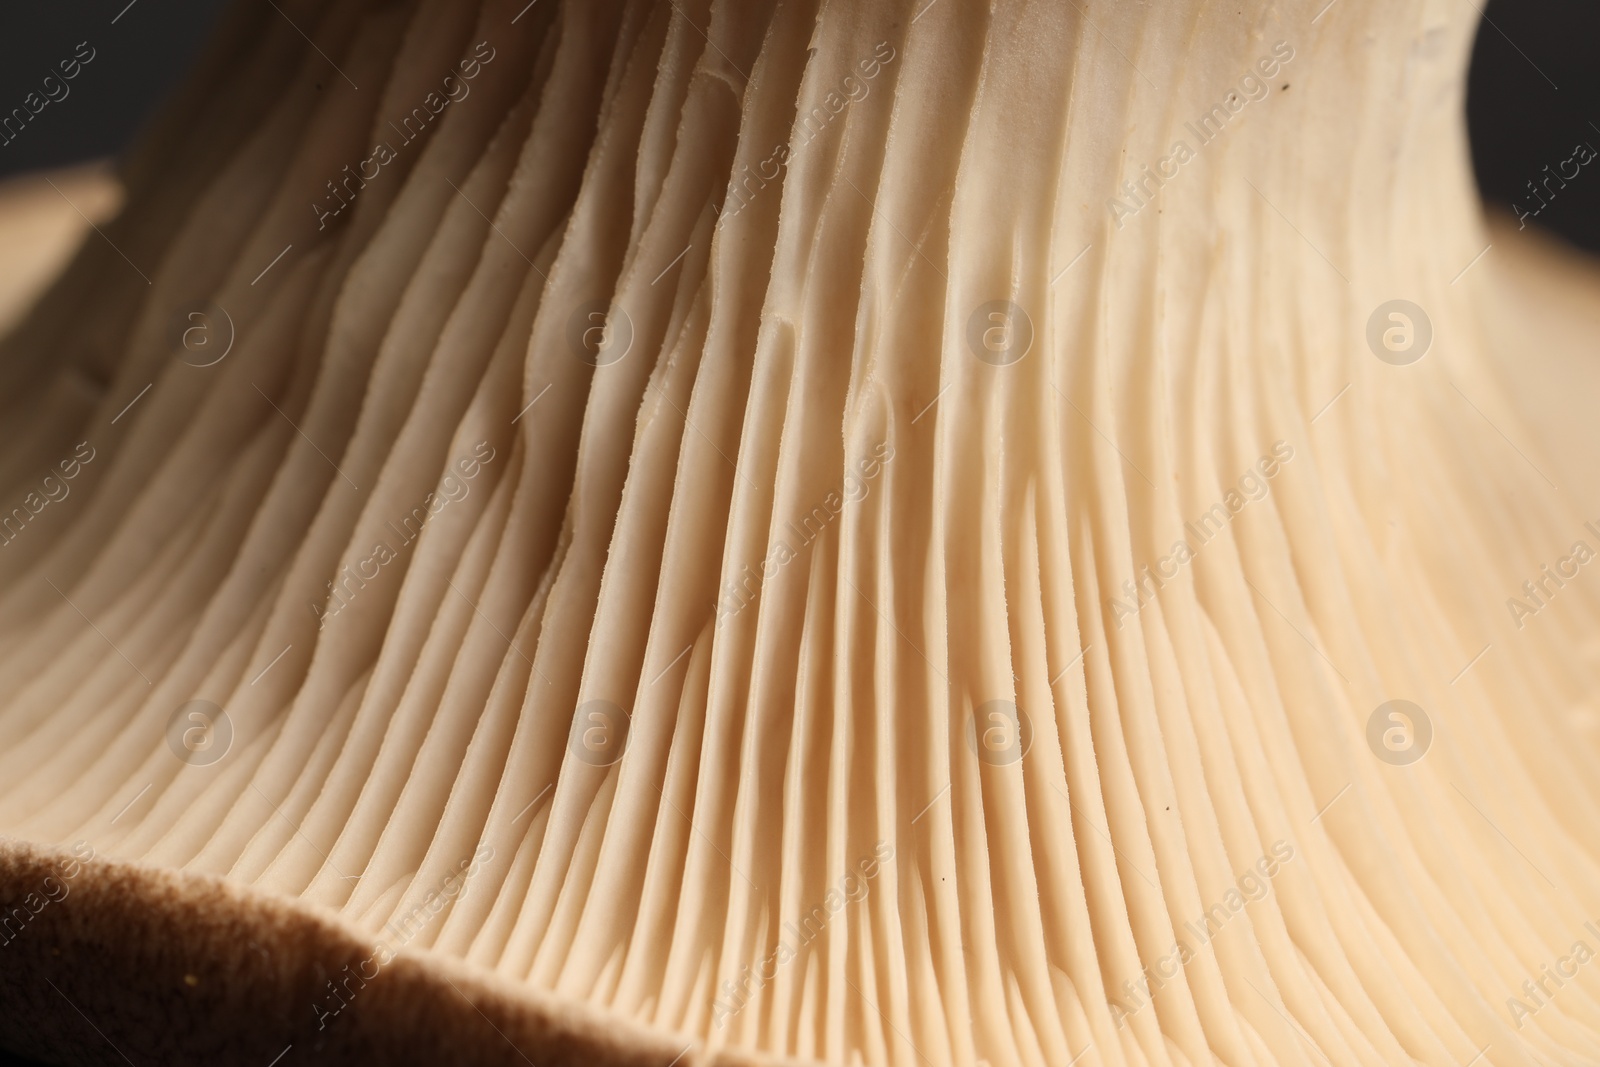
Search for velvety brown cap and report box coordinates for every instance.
[0,840,807,1067]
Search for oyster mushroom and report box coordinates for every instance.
[2,1,1600,1065]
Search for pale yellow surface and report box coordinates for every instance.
[0,163,121,335]
[1,2,1600,1065]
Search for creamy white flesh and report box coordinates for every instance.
[1,0,1600,1064]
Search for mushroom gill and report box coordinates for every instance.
[2,1,1600,1065]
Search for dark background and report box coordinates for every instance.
[1468,0,1600,253]
[0,0,1595,1064]
[0,0,228,178]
